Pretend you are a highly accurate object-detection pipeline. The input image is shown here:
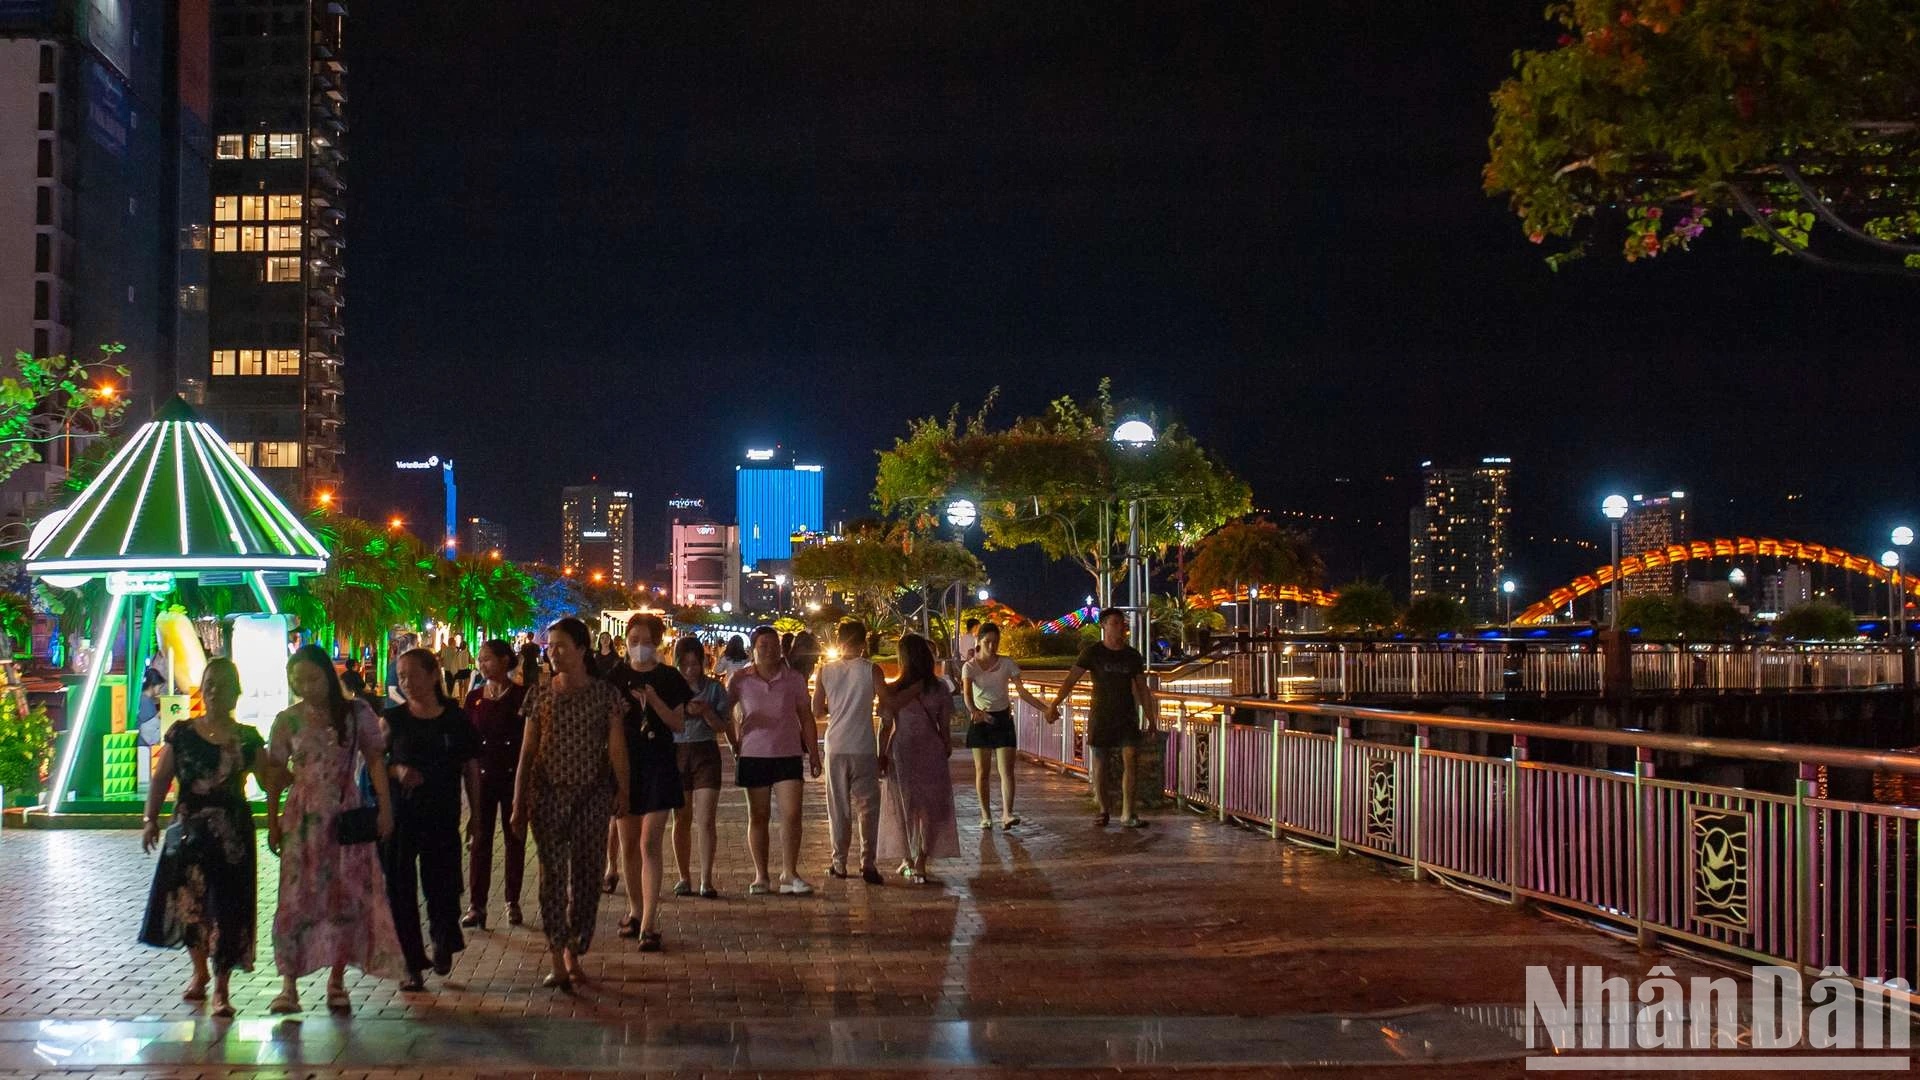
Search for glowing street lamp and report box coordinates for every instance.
[977,587,990,602]
[388,516,404,530]
[1601,494,1629,629]
[945,498,977,530]
[1502,579,1516,627]
[1111,419,1156,445]
[1894,528,1913,641]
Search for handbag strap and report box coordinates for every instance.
[336,707,359,805]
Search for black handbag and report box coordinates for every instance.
[335,712,380,845]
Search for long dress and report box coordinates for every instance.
[268,699,406,979]
[877,684,960,864]
[139,720,264,976]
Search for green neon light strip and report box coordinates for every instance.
[40,420,158,559]
[118,422,169,555]
[27,555,326,573]
[184,422,247,549]
[193,423,296,554]
[253,571,279,615]
[46,591,126,810]
[173,423,190,555]
[197,422,325,556]
[59,422,160,558]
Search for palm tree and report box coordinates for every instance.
[1186,519,1324,632]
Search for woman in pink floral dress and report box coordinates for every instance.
[264,645,405,1013]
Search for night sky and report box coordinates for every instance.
[342,2,1917,618]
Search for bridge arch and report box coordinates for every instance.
[1515,536,1920,624]
[1195,584,1338,607]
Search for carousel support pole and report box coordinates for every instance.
[124,593,158,739]
[45,591,126,810]
[249,572,279,615]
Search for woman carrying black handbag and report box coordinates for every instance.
[264,645,407,1014]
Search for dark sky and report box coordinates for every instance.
[342,2,1917,618]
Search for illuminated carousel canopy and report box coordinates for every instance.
[24,397,328,579]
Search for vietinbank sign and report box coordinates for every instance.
[396,456,442,470]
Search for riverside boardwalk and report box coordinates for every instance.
[0,754,1723,1078]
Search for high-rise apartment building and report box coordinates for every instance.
[1408,458,1512,623]
[201,0,346,504]
[671,520,738,610]
[465,515,505,559]
[1621,491,1689,597]
[1,0,209,409]
[736,448,823,571]
[1762,565,1813,615]
[561,484,633,585]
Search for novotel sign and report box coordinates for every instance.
[668,498,705,509]
[396,456,444,470]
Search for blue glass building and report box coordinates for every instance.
[736,455,823,570]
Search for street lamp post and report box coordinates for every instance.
[1112,420,1156,666]
[1893,526,1913,640]
[1882,551,1900,634]
[1502,579,1515,629]
[1602,494,1629,628]
[773,572,787,614]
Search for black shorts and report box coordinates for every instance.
[965,709,1017,749]
[625,740,686,816]
[736,755,804,789]
[677,740,723,792]
[1088,713,1142,750]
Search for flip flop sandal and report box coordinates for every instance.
[268,992,301,1015]
[1002,815,1022,829]
[601,872,620,894]
[617,916,641,939]
[672,879,693,896]
[747,881,771,895]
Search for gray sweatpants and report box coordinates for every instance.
[826,753,881,872]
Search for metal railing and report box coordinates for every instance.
[1017,673,1920,987]
[1203,641,1905,699]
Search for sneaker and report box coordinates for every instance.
[860,866,884,885]
[779,877,814,896]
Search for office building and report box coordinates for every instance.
[1,0,209,411]
[736,448,823,570]
[200,0,347,503]
[1762,566,1813,615]
[670,520,738,610]
[465,515,505,559]
[1408,458,1512,623]
[663,494,705,564]
[561,484,633,585]
[1621,492,1689,597]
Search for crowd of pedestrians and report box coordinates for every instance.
[137,612,1155,1011]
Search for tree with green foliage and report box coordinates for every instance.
[1326,581,1399,635]
[874,381,1251,601]
[1619,593,1747,639]
[791,531,909,620]
[1403,594,1472,636]
[1185,518,1323,632]
[1486,0,1920,274]
[1149,591,1225,652]
[285,517,441,661]
[439,555,537,646]
[1773,600,1858,641]
[0,346,130,540]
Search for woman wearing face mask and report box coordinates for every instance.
[603,614,689,950]
[264,646,405,1014]
[510,618,630,989]
[139,658,262,1018]
[381,648,481,990]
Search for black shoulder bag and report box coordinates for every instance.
[335,710,381,845]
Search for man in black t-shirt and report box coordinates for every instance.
[1048,608,1154,828]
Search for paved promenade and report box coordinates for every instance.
[0,755,1706,1077]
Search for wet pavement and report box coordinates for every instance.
[0,753,1711,1077]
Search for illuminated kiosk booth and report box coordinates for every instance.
[22,398,328,815]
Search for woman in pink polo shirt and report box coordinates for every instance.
[727,625,822,895]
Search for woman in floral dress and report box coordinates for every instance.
[877,634,961,885]
[139,658,261,1018]
[265,645,406,1013]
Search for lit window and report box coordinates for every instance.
[256,441,300,468]
[265,256,301,282]
[248,134,267,159]
[213,196,239,222]
[268,133,302,158]
[233,349,264,375]
[264,349,300,375]
[227,441,255,465]
[215,134,245,160]
[211,349,237,376]
[239,226,265,252]
[212,227,237,253]
[240,195,264,220]
[267,194,302,220]
[267,225,301,251]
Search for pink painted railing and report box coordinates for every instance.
[1017,677,1920,988]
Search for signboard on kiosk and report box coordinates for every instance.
[229,614,290,739]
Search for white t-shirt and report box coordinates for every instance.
[963,655,1018,712]
[954,632,979,665]
[818,658,880,756]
